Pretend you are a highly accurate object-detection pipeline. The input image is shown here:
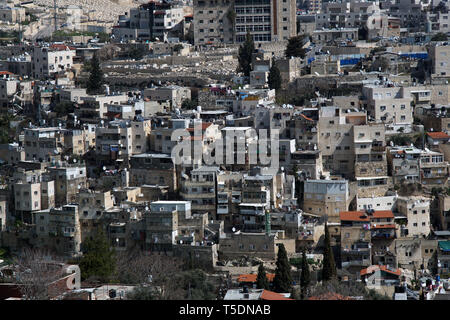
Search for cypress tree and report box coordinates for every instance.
[273,244,293,293]
[237,31,255,77]
[79,228,116,282]
[285,35,307,59]
[86,53,104,95]
[300,247,310,299]
[321,222,336,281]
[268,59,282,91]
[256,263,269,290]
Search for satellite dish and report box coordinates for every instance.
[103,166,106,171]
[232,227,236,232]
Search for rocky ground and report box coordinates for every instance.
[33,0,138,23]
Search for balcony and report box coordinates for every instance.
[217,205,229,215]
[217,192,229,204]
[371,232,395,240]
[62,230,75,237]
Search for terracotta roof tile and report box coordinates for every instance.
[237,273,275,283]
[260,290,293,300]
[427,132,450,140]
[340,210,394,222]
[360,265,401,276]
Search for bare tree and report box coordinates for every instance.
[116,248,184,299]
[13,248,66,300]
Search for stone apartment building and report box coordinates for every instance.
[129,153,177,192]
[142,86,191,109]
[48,163,87,206]
[437,240,450,277]
[146,200,212,250]
[340,224,372,274]
[63,129,86,156]
[415,105,450,134]
[34,205,82,258]
[387,146,449,187]
[0,72,18,112]
[420,149,449,187]
[31,45,76,79]
[76,94,129,123]
[180,166,219,218]
[353,123,390,198]
[216,171,244,228]
[396,196,431,238]
[23,127,65,163]
[340,209,397,268]
[144,207,178,251]
[428,42,450,77]
[0,6,25,23]
[317,106,366,177]
[383,0,426,32]
[387,146,422,184]
[362,83,413,132]
[95,119,152,164]
[395,238,438,271]
[112,2,186,42]
[193,0,296,46]
[437,194,450,230]
[12,169,55,224]
[219,231,295,260]
[311,28,358,44]
[303,179,351,222]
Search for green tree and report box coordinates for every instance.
[0,114,14,144]
[86,53,104,95]
[178,269,217,300]
[300,248,310,299]
[268,59,282,91]
[237,31,255,77]
[126,285,156,300]
[273,244,293,293]
[53,101,75,116]
[431,33,448,41]
[181,98,198,109]
[285,35,307,59]
[256,263,269,289]
[321,222,336,281]
[79,229,116,282]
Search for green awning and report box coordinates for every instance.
[438,241,450,252]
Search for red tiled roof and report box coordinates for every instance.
[340,210,394,222]
[260,290,293,300]
[427,132,450,140]
[237,273,275,283]
[0,71,14,76]
[340,211,370,222]
[308,292,354,300]
[360,265,401,277]
[50,44,76,51]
